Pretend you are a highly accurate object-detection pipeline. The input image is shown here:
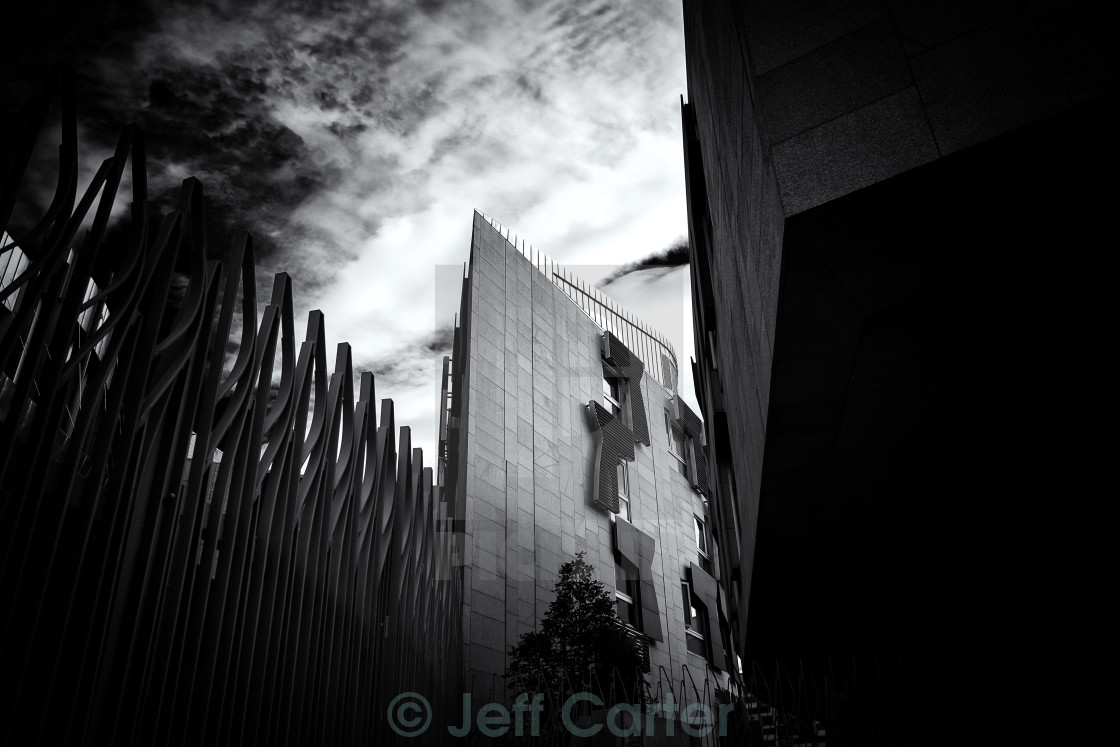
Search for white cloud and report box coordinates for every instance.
[260,1,690,458]
[70,0,692,461]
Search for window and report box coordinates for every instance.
[615,590,638,627]
[602,372,633,429]
[665,412,687,477]
[682,582,706,656]
[616,461,631,521]
[686,630,706,656]
[602,375,623,417]
[694,516,708,555]
[616,556,639,628]
[611,520,664,642]
[695,516,712,573]
[681,582,697,625]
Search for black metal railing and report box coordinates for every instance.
[0,70,462,747]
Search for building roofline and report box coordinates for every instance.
[475,211,680,378]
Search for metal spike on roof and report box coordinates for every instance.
[479,212,679,385]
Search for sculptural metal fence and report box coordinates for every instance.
[0,70,461,747]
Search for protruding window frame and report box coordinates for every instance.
[602,374,624,419]
[665,411,688,477]
[615,553,640,629]
[681,580,707,657]
[616,460,631,521]
[695,515,712,574]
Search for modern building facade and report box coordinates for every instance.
[439,213,737,722]
[680,0,1116,742]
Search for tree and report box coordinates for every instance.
[506,552,647,738]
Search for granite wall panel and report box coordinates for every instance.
[744,0,890,74]
[771,86,940,213]
[910,11,1070,154]
[457,214,734,703]
[682,3,1118,728]
[758,17,913,144]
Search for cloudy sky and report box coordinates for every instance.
[5,0,696,459]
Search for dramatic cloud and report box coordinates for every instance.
[3,0,691,458]
[359,323,454,388]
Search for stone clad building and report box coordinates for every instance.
[439,212,735,714]
[679,0,1117,742]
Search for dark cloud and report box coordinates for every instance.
[358,324,453,388]
[544,1,640,71]
[598,236,689,287]
[0,1,156,110]
[428,120,485,166]
[514,72,545,102]
[416,0,454,16]
[424,324,455,355]
[366,358,426,388]
[137,64,335,217]
[1,0,427,299]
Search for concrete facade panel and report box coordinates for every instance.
[1039,5,1120,103]
[454,214,732,703]
[758,17,913,144]
[744,0,889,74]
[910,11,1071,154]
[472,589,506,623]
[682,2,1118,738]
[888,0,1024,56]
[771,86,940,214]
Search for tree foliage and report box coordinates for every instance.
[506,552,646,709]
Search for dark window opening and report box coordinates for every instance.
[616,461,631,521]
[665,412,688,477]
[695,516,712,573]
[616,554,641,630]
[603,375,623,417]
[682,582,707,657]
[681,582,696,626]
